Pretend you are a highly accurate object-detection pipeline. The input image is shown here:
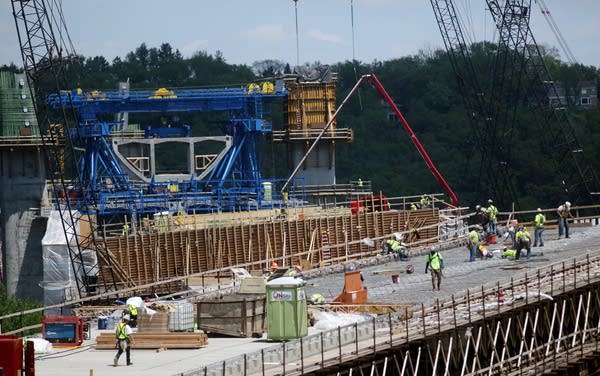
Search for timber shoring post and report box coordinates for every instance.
[388,312,392,345]
[574,258,577,290]
[372,316,376,353]
[354,322,359,355]
[405,306,409,342]
[320,332,324,369]
[467,290,471,324]
[338,326,342,363]
[537,269,541,302]
[421,303,427,338]
[525,273,529,305]
[511,278,514,307]
[451,294,457,330]
[551,265,554,295]
[437,298,441,334]
[481,285,485,320]
[261,349,265,376]
[300,336,304,374]
[497,282,501,315]
[562,261,566,293]
[243,354,247,376]
[282,341,286,375]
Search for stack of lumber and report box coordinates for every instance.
[137,312,169,333]
[95,332,208,349]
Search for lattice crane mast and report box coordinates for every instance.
[431,0,600,206]
[12,0,120,299]
[430,0,505,203]
[486,0,600,204]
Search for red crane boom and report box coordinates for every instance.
[282,73,459,207]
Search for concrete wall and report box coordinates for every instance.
[291,143,335,185]
[0,147,46,301]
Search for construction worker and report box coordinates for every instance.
[309,293,325,304]
[485,199,498,235]
[127,303,138,328]
[515,225,531,259]
[270,261,279,271]
[424,247,444,291]
[501,247,518,259]
[420,195,431,208]
[557,201,573,239]
[468,225,481,262]
[285,264,302,277]
[384,237,408,260]
[533,208,546,247]
[114,315,134,367]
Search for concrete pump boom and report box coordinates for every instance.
[283,73,459,207]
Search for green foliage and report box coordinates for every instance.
[0,285,43,334]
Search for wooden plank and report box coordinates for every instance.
[95,332,208,349]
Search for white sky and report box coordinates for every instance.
[1,0,599,68]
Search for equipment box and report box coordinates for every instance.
[197,294,265,338]
[43,315,84,346]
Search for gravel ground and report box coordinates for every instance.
[305,224,600,309]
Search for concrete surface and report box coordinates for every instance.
[32,224,600,376]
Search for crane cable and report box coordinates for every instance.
[47,0,77,58]
[350,0,363,111]
[535,0,577,64]
[293,0,300,67]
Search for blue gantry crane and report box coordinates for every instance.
[47,82,291,217]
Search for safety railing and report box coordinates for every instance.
[183,251,600,376]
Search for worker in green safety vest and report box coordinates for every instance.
[485,199,498,234]
[310,293,325,304]
[533,208,546,247]
[515,226,531,260]
[127,304,138,328]
[114,315,133,367]
[425,247,444,291]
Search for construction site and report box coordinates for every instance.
[2,0,600,375]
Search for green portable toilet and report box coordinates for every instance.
[266,276,308,340]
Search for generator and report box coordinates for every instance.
[42,315,85,346]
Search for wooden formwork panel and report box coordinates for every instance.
[101,209,440,293]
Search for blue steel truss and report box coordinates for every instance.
[46,83,297,216]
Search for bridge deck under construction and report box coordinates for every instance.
[31,219,600,376]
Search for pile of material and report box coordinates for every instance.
[95,332,207,349]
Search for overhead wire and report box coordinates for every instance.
[293,0,300,67]
[535,0,577,64]
[350,0,363,110]
[47,0,77,58]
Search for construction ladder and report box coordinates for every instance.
[320,230,331,265]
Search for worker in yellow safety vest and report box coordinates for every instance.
[468,225,482,262]
[127,304,138,328]
[425,247,444,291]
[533,208,545,247]
[114,315,133,367]
[485,199,498,234]
[285,264,302,277]
[515,226,531,260]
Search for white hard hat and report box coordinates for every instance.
[123,314,130,321]
[488,199,493,204]
[537,208,542,212]
[565,201,571,207]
